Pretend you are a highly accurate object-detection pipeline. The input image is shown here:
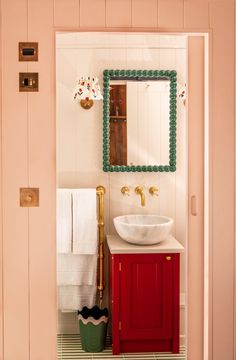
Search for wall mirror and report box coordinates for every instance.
[103,69,177,172]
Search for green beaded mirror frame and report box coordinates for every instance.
[103,69,177,172]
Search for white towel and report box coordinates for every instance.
[72,189,97,254]
[56,189,72,254]
[57,285,97,311]
[57,254,97,286]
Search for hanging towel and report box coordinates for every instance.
[56,189,72,253]
[57,285,97,311]
[57,254,97,286]
[72,189,97,254]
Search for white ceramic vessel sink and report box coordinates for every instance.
[113,214,174,245]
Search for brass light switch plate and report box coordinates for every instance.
[19,42,38,61]
[20,188,39,207]
[19,72,38,92]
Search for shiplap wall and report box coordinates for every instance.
[0,1,235,360]
[56,32,187,335]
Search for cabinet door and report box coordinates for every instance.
[120,254,173,340]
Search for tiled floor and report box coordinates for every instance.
[57,334,186,360]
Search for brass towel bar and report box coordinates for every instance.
[96,185,106,303]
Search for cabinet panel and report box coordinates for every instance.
[131,262,162,329]
[120,254,173,339]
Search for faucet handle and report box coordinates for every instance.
[149,186,159,196]
[121,186,130,196]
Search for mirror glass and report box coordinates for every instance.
[103,70,177,172]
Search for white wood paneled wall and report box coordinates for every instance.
[56,32,187,237]
[56,32,187,334]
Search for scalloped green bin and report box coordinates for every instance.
[78,306,109,352]
[79,319,108,352]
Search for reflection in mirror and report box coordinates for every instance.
[103,70,177,173]
[127,80,170,166]
[109,83,127,165]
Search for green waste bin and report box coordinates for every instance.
[78,306,109,352]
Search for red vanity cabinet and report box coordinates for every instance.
[108,235,183,355]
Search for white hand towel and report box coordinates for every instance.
[57,189,72,253]
[57,285,96,311]
[57,254,97,286]
[72,189,97,255]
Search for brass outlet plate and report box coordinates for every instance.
[19,42,38,61]
[19,72,38,92]
[20,188,39,207]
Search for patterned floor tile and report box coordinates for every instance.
[57,334,185,360]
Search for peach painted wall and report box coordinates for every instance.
[0,1,235,360]
[188,36,205,360]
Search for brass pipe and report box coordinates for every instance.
[96,185,106,302]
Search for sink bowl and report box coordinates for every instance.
[113,214,174,245]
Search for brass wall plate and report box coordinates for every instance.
[19,42,38,61]
[20,188,39,207]
[19,72,38,92]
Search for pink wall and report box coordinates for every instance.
[188,36,205,359]
[0,1,235,360]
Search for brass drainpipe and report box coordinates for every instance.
[96,185,106,304]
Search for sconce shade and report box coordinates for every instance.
[73,76,103,109]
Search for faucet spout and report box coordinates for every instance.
[135,186,145,207]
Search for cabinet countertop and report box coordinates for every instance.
[107,234,184,254]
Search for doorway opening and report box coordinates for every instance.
[55,31,209,360]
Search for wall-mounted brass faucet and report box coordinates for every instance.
[135,186,145,206]
[149,186,159,196]
[121,186,130,196]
